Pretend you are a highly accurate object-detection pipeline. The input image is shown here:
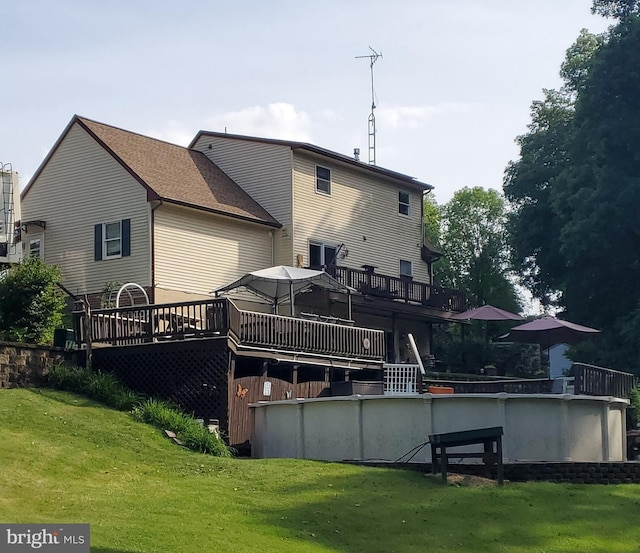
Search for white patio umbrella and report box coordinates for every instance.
[212,265,355,317]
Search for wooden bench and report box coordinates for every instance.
[429,426,504,485]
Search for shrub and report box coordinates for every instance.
[47,364,141,411]
[0,258,67,344]
[132,399,191,434]
[132,399,233,458]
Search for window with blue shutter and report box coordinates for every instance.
[94,218,131,261]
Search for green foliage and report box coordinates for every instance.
[0,257,67,344]
[503,29,604,310]
[436,187,520,312]
[432,322,542,376]
[133,398,233,457]
[592,0,640,18]
[132,398,191,434]
[560,29,606,95]
[47,364,141,411]
[505,19,640,371]
[422,193,441,248]
[627,386,640,428]
[47,364,233,457]
[504,87,574,308]
[100,281,122,308]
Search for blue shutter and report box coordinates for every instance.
[94,224,102,261]
[122,218,131,257]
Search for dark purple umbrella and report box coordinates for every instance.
[451,305,524,367]
[451,305,524,321]
[500,317,601,350]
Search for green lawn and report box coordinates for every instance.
[2,388,640,553]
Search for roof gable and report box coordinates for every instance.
[25,116,281,228]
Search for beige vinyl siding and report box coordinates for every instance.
[192,136,293,266]
[292,153,430,283]
[153,203,273,298]
[21,123,150,295]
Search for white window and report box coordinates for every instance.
[400,259,413,277]
[316,166,331,195]
[103,221,122,259]
[94,219,130,261]
[398,191,410,216]
[309,240,338,269]
[29,236,43,259]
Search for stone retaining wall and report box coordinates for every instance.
[446,461,640,484]
[0,342,77,388]
[504,462,640,484]
[354,461,640,484]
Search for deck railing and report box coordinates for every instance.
[76,298,385,360]
[76,298,229,345]
[229,306,385,360]
[574,363,635,398]
[325,265,465,311]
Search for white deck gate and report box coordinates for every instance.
[383,363,422,394]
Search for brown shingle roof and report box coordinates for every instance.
[76,116,280,228]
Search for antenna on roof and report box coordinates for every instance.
[356,46,382,165]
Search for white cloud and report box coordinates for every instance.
[377,102,476,129]
[204,103,312,142]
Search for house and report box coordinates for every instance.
[191,131,464,361]
[21,115,465,450]
[22,116,464,362]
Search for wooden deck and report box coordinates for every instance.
[326,265,465,311]
[75,298,385,361]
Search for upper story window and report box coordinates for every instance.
[398,191,410,216]
[400,259,413,278]
[316,166,331,195]
[309,240,338,269]
[104,221,122,258]
[94,219,131,261]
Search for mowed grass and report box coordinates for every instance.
[2,389,640,553]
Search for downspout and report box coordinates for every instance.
[150,200,163,303]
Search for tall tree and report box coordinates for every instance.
[436,187,519,313]
[503,88,574,308]
[504,30,604,309]
[505,15,640,371]
[554,16,640,332]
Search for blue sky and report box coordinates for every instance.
[2,0,611,203]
